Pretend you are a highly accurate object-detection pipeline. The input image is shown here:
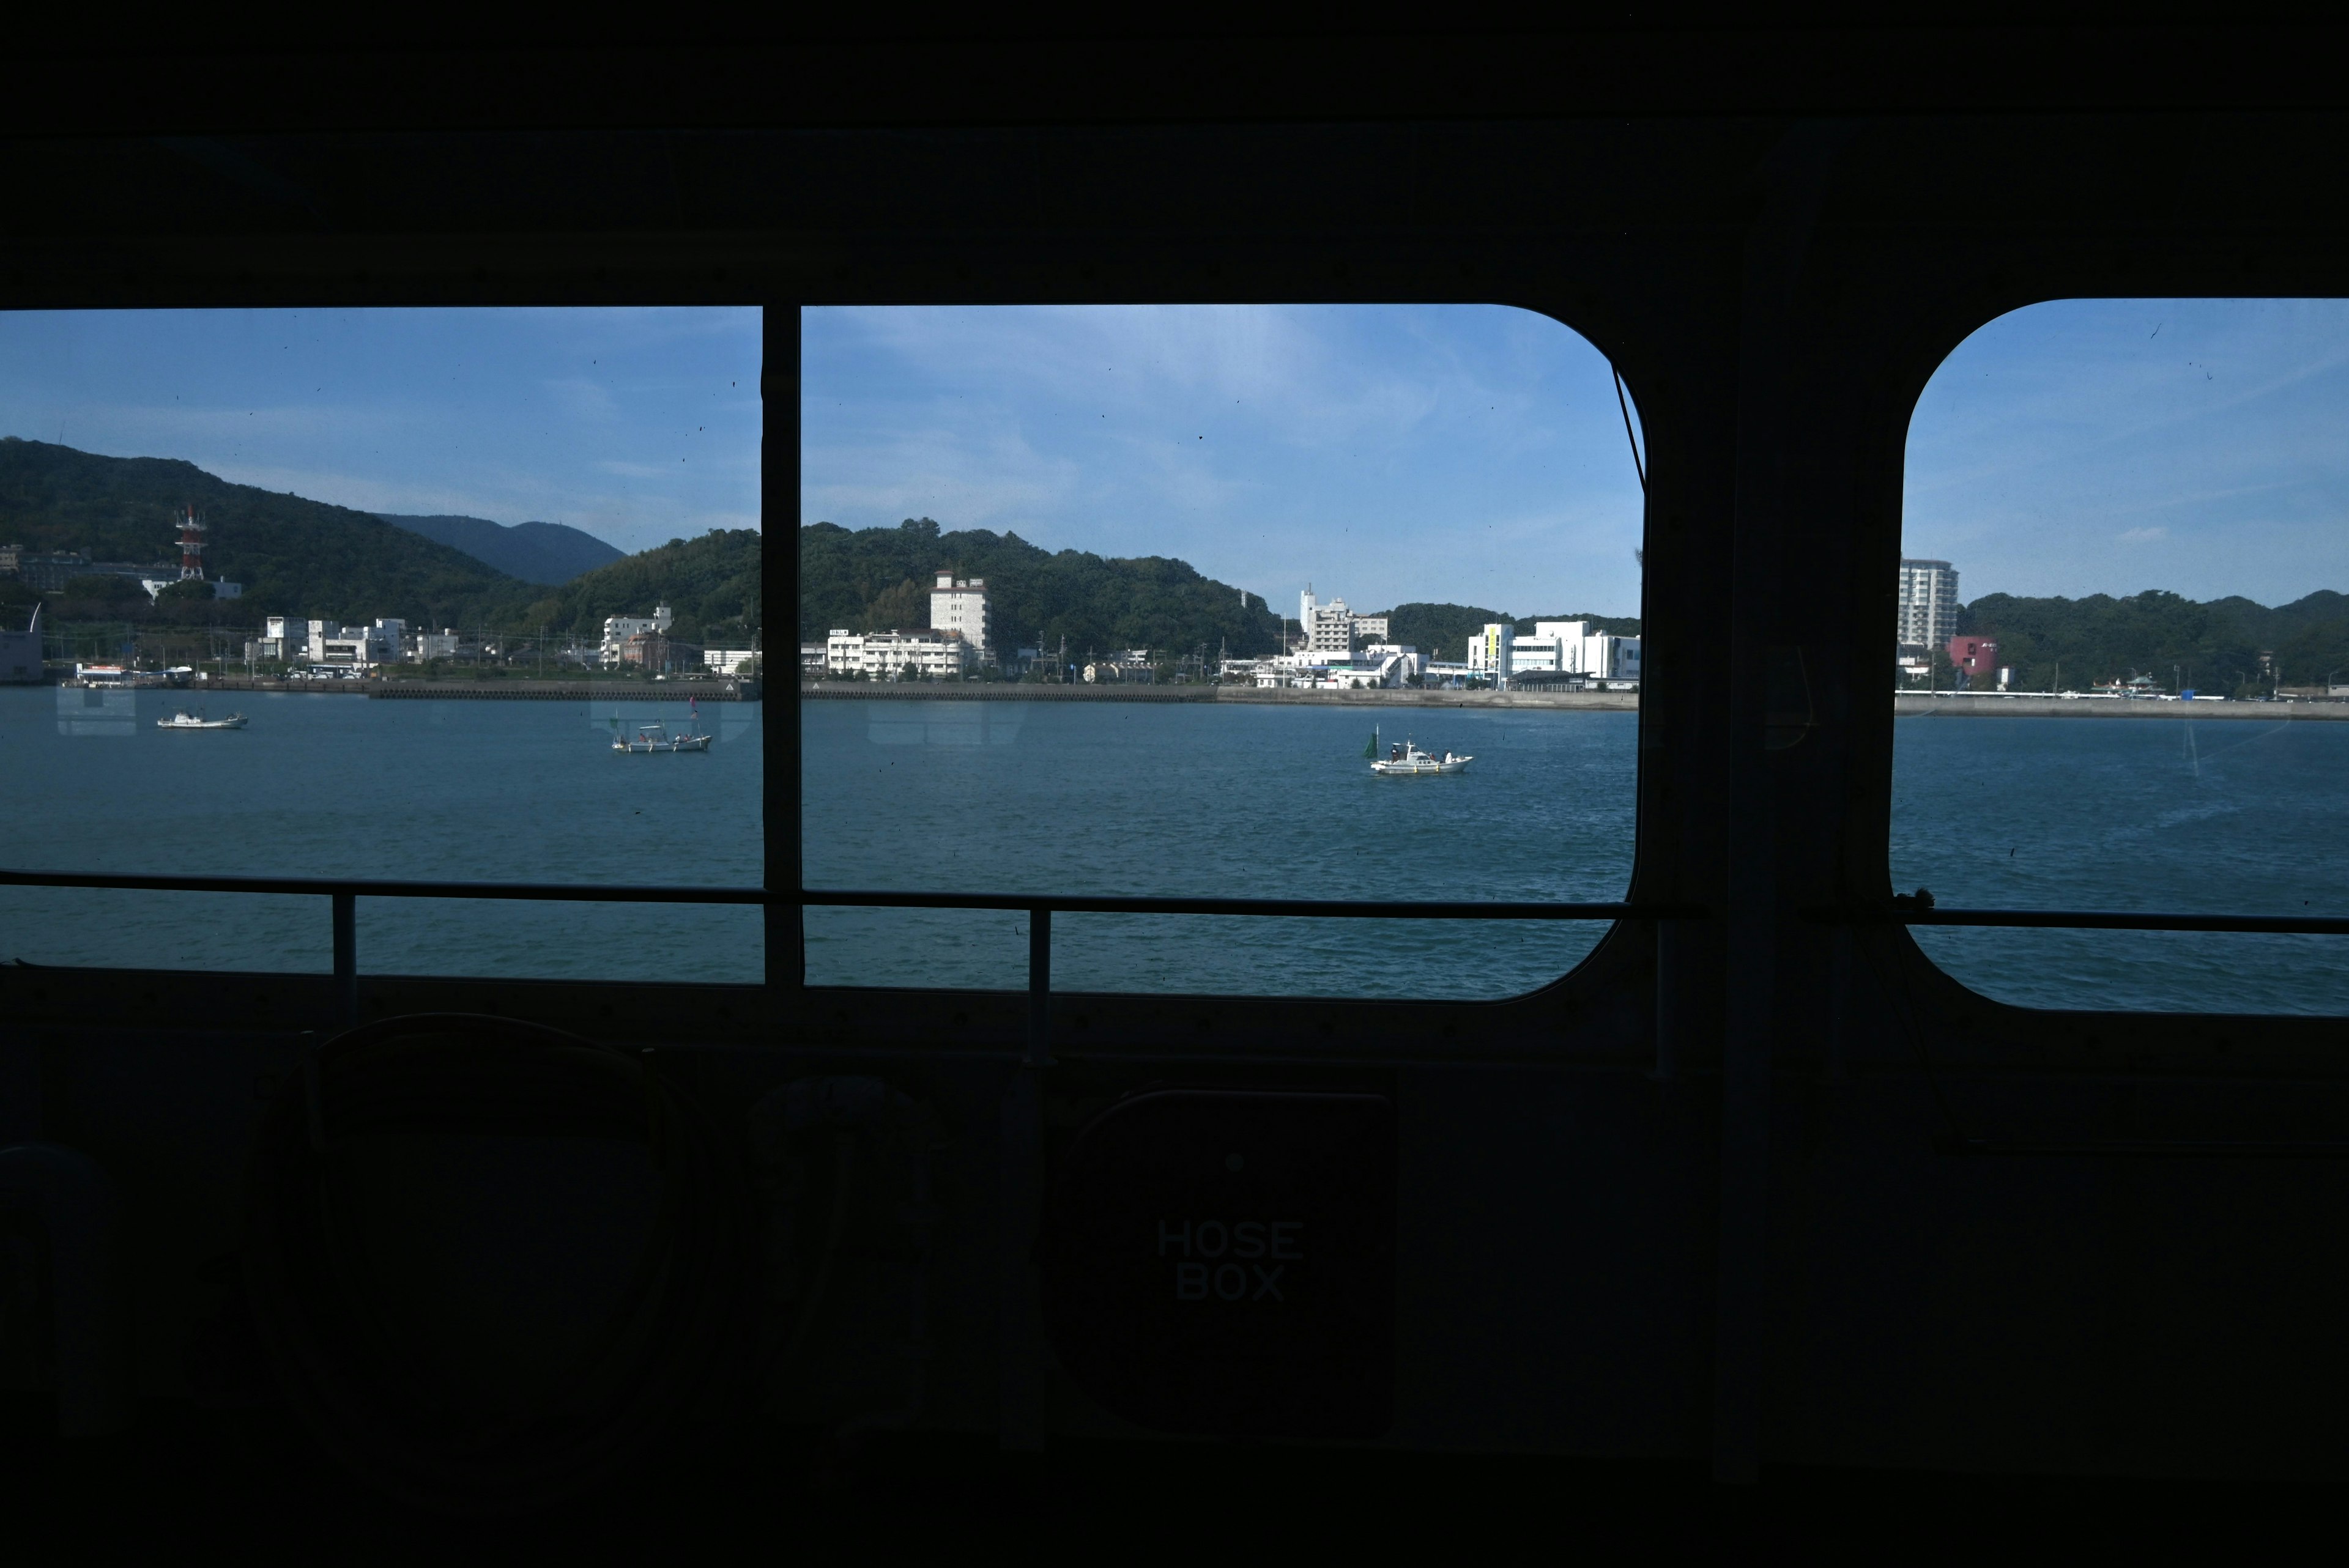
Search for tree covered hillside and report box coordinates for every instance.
[0,438,534,627]
[520,529,760,648]
[801,519,1285,660]
[1956,590,2349,693]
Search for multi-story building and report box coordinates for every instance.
[825,627,971,681]
[1898,559,1960,653]
[622,632,702,673]
[1297,589,1389,657]
[299,619,405,668]
[931,573,990,660]
[704,648,760,676]
[1508,620,1643,683]
[600,604,675,667]
[1468,622,1515,679]
[1468,619,1641,686]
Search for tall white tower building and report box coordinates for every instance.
[1897,559,1959,649]
[931,572,990,660]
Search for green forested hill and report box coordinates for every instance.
[1956,590,2349,693]
[800,519,1286,660]
[518,529,761,647]
[0,437,535,627]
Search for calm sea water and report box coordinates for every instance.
[1891,714,2349,1015]
[7,686,2345,1011]
[798,700,1637,998]
[0,686,765,982]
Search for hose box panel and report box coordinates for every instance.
[1041,1088,1395,1439]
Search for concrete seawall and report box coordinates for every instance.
[1895,695,2349,720]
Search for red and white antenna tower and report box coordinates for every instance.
[177,505,207,581]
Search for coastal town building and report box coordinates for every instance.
[1467,619,1641,687]
[1898,559,1960,652]
[599,604,674,667]
[931,573,990,660]
[305,619,404,668]
[1298,589,1388,657]
[825,627,971,681]
[622,631,702,673]
[1946,634,2003,689]
[1468,623,1515,678]
[705,648,759,676]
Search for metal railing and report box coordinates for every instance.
[1809,895,2349,937]
[0,868,1691,1056]
[1826,894,2349,1158]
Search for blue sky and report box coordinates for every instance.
[1906,298,2349,605]
[802,305,1650,618]
[9,300,2340,611]
[0,306,762,555]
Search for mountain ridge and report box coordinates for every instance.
[376,512,625,585]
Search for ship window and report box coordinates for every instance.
[799,305,1646,999]
[0,306,765,983]
[1894,298,2349,1013]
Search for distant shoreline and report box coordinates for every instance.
[37,676,764,703]
[800,682,1638,710]
[1894,693,2349,720]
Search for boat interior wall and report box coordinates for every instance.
[9,20,2349,1540]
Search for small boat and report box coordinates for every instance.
[612,722,712,754]
[156,709,247,730]
[1370,735,1471,775]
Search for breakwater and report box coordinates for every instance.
[1896,694,2349,720]
[801,681,1637,710]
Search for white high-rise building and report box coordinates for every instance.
[931,573,990,660]
[1898,560,1959,651]
[1299,587,1387,656]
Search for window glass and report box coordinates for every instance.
[799,305,1646,999]
[1895,298,2349,1013]
[0,308,764,982]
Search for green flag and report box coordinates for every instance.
[1362,728,1379,760]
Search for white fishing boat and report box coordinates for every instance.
[156,709,247,730]
[612,722,712,754]
[1368,731,1471,775]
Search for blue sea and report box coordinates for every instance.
[1891,712,2349,1014]
[6,685,2346,1012]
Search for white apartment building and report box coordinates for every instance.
[296,618,405,668]
[600,604,675,667]
[825,627,971,681]
[704,648,759,676]
[1298,589,1390,657]
[1898,560,1959,651]
[930,573,990,660]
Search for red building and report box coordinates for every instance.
[1946,634,2000,687]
